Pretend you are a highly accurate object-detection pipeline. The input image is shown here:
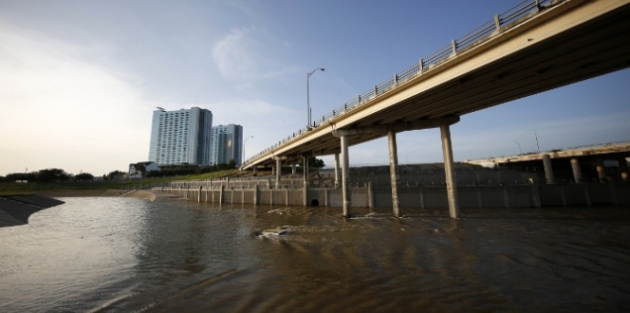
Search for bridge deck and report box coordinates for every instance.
[245,0,630,169]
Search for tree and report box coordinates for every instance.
[105,170,126,181]
[2,172,37,182]
[133,163,146,178]
[74,173,94,181]
[299,157,325,169]
[311,157,325,169]
[37,168,70,182]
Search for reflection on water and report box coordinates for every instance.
[1,197,629,312]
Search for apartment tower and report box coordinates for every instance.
[148,107,213,165]
[209,124,243,166]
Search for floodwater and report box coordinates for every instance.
[1,197,629,312]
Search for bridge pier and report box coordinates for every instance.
[387,130,401,217]
[340,135,350,217]
[440,124,459,219]
[334,153,340,187]
[619,157,628,182]
[571,158,582,183]
[275,157,282,188]
[542,154,555,184]
[302,156,309,187]
[596,157,606,183]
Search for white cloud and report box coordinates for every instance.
[212,26,299,88]
[0,24,153,175]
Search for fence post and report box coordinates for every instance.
[254,185,258,205]
[451,39,457,54]
[494,15,501,32]
[219,185,224,204]
[367,181,373,208]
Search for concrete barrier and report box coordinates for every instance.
[164,182,629,211]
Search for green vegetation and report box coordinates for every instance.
[0,169,238,196]
[298,157,325,170]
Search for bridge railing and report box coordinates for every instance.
[244,0,561,168]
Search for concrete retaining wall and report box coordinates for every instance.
[162,182,630,210]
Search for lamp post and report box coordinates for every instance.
[307,67,325,129]
[515,141,522,154]
[243,136,254,165]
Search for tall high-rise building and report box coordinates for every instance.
[148,107,213,165]
[209,124,243,166]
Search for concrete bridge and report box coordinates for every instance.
[466,141,630,184]
[241,0,630,218]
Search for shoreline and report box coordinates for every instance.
[37,189,181,201]
[0,190,181,228]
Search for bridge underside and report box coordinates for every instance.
[255,1,630,164]
[243,0,630,218]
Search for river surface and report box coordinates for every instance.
[1,197,629,312]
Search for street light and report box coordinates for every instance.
[243,136,254,165]
[515,141,522,154]
[307,67,325,129]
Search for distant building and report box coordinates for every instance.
[129,161,160,179]
[148,107,213,166]
[209,124,243,166]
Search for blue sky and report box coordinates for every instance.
[1,0,628,176]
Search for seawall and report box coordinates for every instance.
[162,181,630,212]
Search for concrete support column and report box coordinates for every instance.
[275,157,282,189]
[619,157,629,182]
[570,158,582,183]
[254,185,259,205]
[303,156,309,187]
[253,166,258,175]
[340,135,351,217]
[302,156,309,206]
[334,153,340,187]
[440,124,459,219]
[542,154,554,184]
[387,130,401,217]
[596,157,606,183]
[292,164,296,175]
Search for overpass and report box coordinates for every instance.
[466,141,630,184]
[242,0,630,218]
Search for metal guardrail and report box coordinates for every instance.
[244,0,559,168]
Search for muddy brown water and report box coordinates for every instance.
[1,197,629,312]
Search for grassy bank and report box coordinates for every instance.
[0,170,238,196]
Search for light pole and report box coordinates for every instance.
[307,67,325,129]
[515,141,522,154]
[243,136,254,165]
